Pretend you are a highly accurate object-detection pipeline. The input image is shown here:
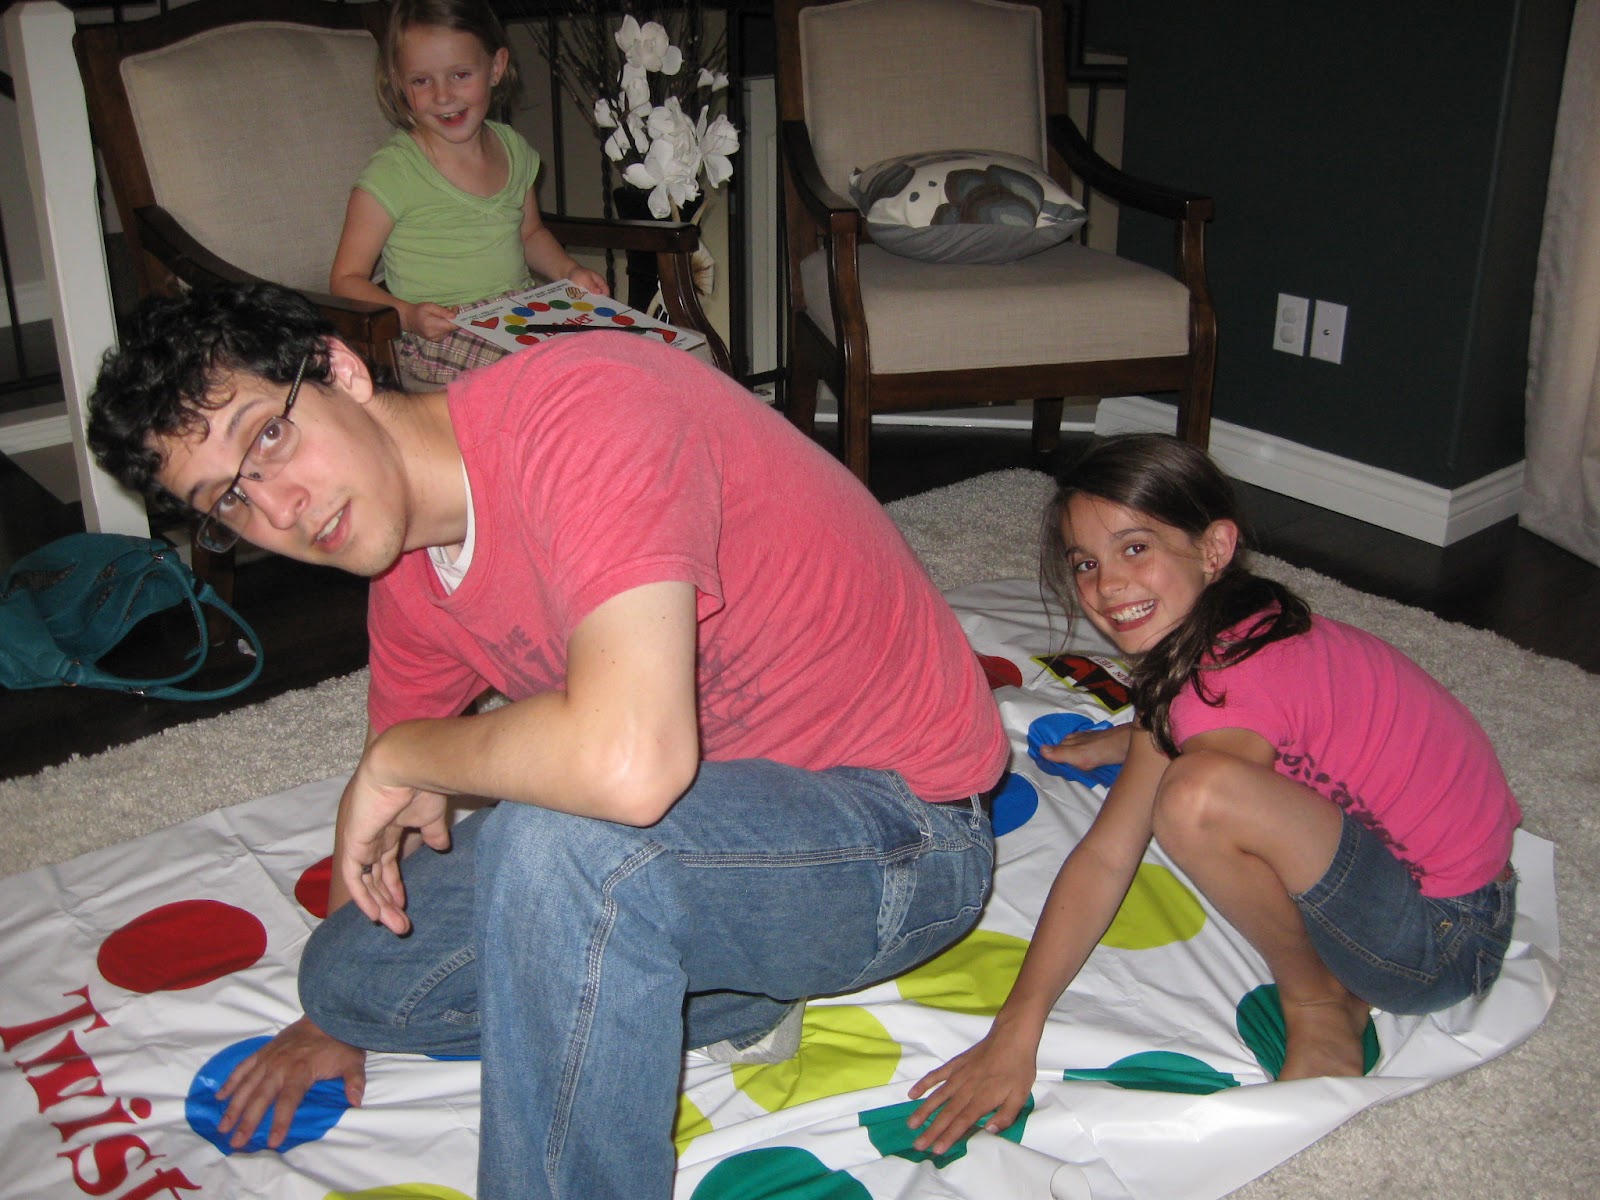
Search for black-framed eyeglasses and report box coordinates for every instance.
[194,355,310,554]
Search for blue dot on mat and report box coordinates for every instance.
[512,306,534,316]
[186,1036,350,1155]
[989,773,1038,836]
[1027,712,1123,789]
[593,306,619,318]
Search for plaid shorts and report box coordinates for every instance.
[395,287,523,385]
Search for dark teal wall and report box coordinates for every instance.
[1115,1,1573,489]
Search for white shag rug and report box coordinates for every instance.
[0,468,1591,1199]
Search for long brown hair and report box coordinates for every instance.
[1040,434,1310,756]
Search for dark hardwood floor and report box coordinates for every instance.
[3,396,1597,783]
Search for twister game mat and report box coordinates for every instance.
[453,280,707,355]
[0,579,1558,1200]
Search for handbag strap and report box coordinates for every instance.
[63,549,265,701]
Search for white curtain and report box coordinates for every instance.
[1523,0,1600,566]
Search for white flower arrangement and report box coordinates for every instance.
[530,8,739,222]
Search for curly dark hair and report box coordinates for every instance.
[86,283,340,509]
[1040,433,1311,757]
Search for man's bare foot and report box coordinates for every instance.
[1277,992,1371,1080]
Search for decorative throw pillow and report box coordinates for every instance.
[848,149,1087,264]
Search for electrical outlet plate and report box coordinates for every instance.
[1274,293,1309,355]
[1310,300,1347,364]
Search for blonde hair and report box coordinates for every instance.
[376,0,519,129]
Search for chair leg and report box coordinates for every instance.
[1176,378,1214,450]
[1031,398,1065,455]
[839,378,872,484]
[785,334,820,436]
[1179,310,1218,449]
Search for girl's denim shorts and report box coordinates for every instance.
[1291,810,1517,1015]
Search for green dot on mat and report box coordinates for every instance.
[676,1092,713,1153]
[1100,863,1207,950]
[549,300,572,309]
[894,928,1030,1013]
[1063,1050,1240,1094]
[858,1094,1034,1168]
[731,1005,900,1112]
[323,1187,473,1200]
[1236,984,1380,1079]
[690,1146,871,1199]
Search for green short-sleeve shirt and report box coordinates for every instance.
[358,121,538,307]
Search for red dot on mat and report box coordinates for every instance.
[978,654,1023,690]
[517,335,539,344]
[97,900,267,994]
[612,314,635,326]
[295,858,333,919]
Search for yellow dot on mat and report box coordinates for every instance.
[1101,863,1207,949]
[675,1093,713,1153]
[894,929,1030,1014]
[323,1187,472,1200]
[732,1005,900,1112]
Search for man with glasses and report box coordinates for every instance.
[87,281,1007,1200]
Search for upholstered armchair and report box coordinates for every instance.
[776,0,1216,483]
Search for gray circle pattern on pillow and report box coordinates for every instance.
[849,149,1087,264]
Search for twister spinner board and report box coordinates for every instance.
[453,280,706,354]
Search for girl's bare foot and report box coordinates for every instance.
[1277,992,1371,1080]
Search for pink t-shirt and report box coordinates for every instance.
[1169,615,1520,897]
[366,333,1008,802]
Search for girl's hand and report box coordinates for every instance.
[1039,723,1132,772]
[905,1023,1041,1156]
[567,266,611,298]
[405,301,460,342]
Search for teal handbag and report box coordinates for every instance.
[0,533,263,700]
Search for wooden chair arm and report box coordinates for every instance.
[134,205,402,376]
[777,119,870,361]
[543,214,701,254]
[1047,115,1214,225]
[780,120,864,239]
[543,213,732,375]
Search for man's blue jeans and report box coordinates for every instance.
[299,759,995,1199]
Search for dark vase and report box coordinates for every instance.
[611,186,702,312]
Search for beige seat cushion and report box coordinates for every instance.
[122,23,391,294]
[798,242,1191,374]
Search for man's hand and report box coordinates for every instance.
[904,1021,1042,1156]
[215,1016,365,1150]
[334,750,451,935]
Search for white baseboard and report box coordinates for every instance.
[0,281,51,328]
[1095,396,1523,547]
